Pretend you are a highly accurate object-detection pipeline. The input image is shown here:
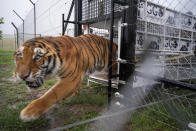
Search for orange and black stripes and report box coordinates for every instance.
[24,34,117,81]
[14,34,118,121]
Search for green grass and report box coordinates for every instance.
[63,93,107,107]
[62,81,107,107]
[69,111,99,131]
[128,110,174,131]
[127,91,196,131]
[3,49,195,130]
[44,79,57,90]
[0,49,50,130]
[190,79,196,84]
[59,111,100,131]
[0,49,108,130]
[128,106,177,131]
[0,103,48,131]
[0,49,15,65]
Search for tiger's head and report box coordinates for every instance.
[14,42,59,89]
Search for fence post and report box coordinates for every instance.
[29,0,36,38]
[107,0,115,108]
[74,0,82,36]
[11,22,19,48]
[1,38,3,49]
[62,0,74,36]
[13,10,24,42]
[14,31,17,49]
[62,14,65,35]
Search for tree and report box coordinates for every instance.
[0,17,4,40]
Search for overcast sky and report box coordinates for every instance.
[0,0,72,36]
[1,0,196,35]
[0,0,37,34]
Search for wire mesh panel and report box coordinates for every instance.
[78,82,196,130]
[127,85,196,130]
[0,34,16,50]
[165,9,180,27]
[135,0,196,53]
[164,55,196,80]
[82,0,123,21]
[80,0,196,81]
[134,0,196,81]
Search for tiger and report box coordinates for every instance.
[13,34,118,122]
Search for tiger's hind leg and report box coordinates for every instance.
[20,77,82,122]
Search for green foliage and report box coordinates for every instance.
[0,17,4,40]
[0,17,3,24]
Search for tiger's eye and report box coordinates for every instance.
[34,55,41,61]
[16,52,22,58]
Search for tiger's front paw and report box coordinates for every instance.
[20,99,46,122]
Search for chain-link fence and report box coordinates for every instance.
[16,0,75,46]
[76,0,196,130]
[0,34,16,50]
[80,0,196,82]
[6,0,196,130]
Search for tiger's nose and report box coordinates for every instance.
[20,73,30,80]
